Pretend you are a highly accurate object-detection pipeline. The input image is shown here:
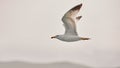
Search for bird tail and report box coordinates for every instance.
[80,37,90,40]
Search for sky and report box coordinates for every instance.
[0,0,120,67]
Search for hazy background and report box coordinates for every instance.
[0,0,120,67]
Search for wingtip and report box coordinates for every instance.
[80,37,90,40]
[77,3,83,8]
[80,3,83,6]
[79,3,83,6]
[71,3,83,11]
[76,16,82,21]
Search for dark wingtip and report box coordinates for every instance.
[71,3,83,11]
[76,16,82,20]
[81,37,90,40]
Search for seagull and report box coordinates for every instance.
[51,3,90,42]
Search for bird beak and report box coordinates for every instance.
[51,36,56,39]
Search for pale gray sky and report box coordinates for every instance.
[0,0,120,67]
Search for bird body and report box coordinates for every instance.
[51,3,90,42]
[55,35,80,42]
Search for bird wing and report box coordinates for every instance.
[62,4,82,36]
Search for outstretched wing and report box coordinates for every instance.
[62,4,82,35]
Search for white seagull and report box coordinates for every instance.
[51,3,90,42]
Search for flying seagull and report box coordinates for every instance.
[51,3,90,42]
